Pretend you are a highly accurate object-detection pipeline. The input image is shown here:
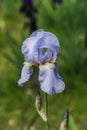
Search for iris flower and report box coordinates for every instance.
[20,0,37,33]
[53,0,63,4]
[20,0,37,17]
[18,29,65,95]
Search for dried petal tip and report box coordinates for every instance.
[38,108,47,122]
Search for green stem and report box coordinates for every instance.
[44,93,50,130]
[27,113,38,130]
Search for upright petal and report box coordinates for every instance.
[39,63,65,95]
[18,63,33,86]
[30,29,44,37]
[21,29,60,64]
[34,31,60,63]
[22,37,40,63]
[22,30,45,63]
[37,32,60,52]
[37,48,53,64]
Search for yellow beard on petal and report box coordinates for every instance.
[24,62,35,67]
[39,62,55,70]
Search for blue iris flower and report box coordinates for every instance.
[22,0,33,4]
[18,29,65,95]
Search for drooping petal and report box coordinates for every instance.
[39,63,65,95]
[18,63,33,86]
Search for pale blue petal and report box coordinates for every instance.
[39,64,65,95]
[18,29,64,93]
[30,29,44,37]
[34,32,60,63]
[18,64,33,86]
[21,29,60,64]
[37,32,60,52]
[22,36,41,63]
[22,30,45,63]
[37,48,53,64]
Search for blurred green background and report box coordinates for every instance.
[0,0,87,130]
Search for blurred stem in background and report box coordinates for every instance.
[27,113,38,130]
[85,29,87,48]
[44,93,50,130]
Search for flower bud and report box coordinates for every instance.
[35,92,47,122]
[59,109,69,130]
[35,92,42,110]
[63,109,69,126]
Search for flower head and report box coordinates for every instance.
[20,0,37,33]
[20,0,36,17]
[22,0,33,4]
[18,29,65,95]
[53,0,63,4]
[22,29,59,64]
